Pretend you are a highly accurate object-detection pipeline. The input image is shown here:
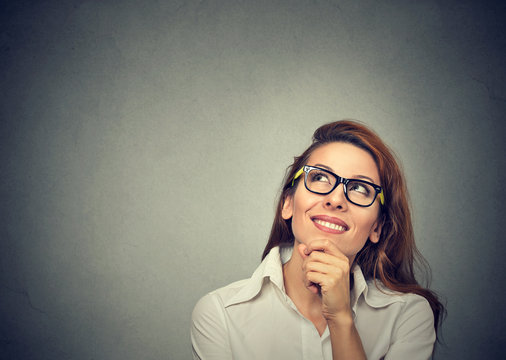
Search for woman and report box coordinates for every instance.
[191,120,445,359]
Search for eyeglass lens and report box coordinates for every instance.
[306,168,377,206]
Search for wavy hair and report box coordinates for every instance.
[262,120,445,336]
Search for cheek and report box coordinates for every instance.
[291,193,320,220]
[290,203,306,236]
[355,212,379,238]
[290,195,320,240]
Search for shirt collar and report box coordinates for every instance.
[224,245,406,310]
[351,264,406,315]
[223,246,288,308]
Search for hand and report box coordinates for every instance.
[298,240,353,322]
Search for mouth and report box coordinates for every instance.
[311,215,348,234]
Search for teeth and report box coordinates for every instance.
[314,219,345,231]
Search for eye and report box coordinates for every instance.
[309,171,330,183]
[348,181,371,196]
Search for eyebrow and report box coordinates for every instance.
[354,175,376,183]
[312,163,376,184]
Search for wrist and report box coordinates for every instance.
[326,310,354,329]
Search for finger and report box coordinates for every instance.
[303,261,337,276]
[303,262,349,289]
[305,239,349,261]
[307,282,320,294]
[305,271,330,290]
[300,266,320,293]
[297,243,308,260]
[299,244,323,294]
[304,250,349,267]
[306,270,349,293]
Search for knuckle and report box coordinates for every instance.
[335,267,345,278]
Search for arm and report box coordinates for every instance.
[299,241,367,360]
[190,293,233,360]
[327,315,367,360]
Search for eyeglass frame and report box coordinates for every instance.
[291,165,385,207]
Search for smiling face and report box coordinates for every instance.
[281,142,383,263]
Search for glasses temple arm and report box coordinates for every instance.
[379,189,385,205]
[291,167,304,187]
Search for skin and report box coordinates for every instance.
[281,142,383,360]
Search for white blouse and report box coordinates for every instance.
[191,246,435,360]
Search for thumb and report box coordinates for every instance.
[298,243,308,259]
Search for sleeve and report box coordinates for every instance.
[385,296,436,360]
[190,293,233,360]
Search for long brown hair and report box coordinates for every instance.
[262,120,445,335]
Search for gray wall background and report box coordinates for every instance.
[1,0,505,359]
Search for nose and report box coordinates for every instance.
[323,183,348,210]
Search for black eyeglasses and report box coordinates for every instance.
[291,165,385,207]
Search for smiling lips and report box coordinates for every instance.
[311,215,348,233]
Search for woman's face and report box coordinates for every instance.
[282,142,382,263]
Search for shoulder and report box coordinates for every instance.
[366,280,432,309]
[191,280,249,348]
[191,282,251,360]
[357,282,436,358]
[393,292,434,336]
[192,279,249,321]
[363,280,434,334]
[369,282,434,336]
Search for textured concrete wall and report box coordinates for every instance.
[1,1,505,359]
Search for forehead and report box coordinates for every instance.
[307,142,380,182]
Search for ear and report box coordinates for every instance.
[368,219,383,244]
[281,195,293,220]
